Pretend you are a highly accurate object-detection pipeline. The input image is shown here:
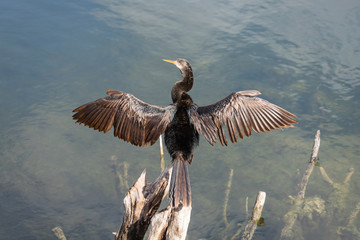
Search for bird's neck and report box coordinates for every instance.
[171,66,193,103]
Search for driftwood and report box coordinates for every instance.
[219,168,266,240]
[297,130,321,199]
[114,168,169,240]
[280,130,321,239]
[114,163,191,240]
[52,226,67,240]
[241,191,267,240]
[147,204,192,240]
[279,130,360,239]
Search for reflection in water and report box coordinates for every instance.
[0,0,360,239]
[92,0,360,132]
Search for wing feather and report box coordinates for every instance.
[72,89,176,146]
[251,104,270,132]
[189,90,298,146]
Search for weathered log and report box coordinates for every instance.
[241,191,266,240]
[165,205,192,240]
[114,166,172,240]
[52,226,67,240]
[115,163,192,240]
[146,206,172,239]
[147,204,192,240]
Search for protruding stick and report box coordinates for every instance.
[160,135,165,171]
[297,130,320,199]
[52,226,67,240]
[280,130,321,240]
[241,191,266,240]
[223,169,234,228]
[245,196,249,218]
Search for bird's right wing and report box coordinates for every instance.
[189,90,298,146]
[72,89,176,146]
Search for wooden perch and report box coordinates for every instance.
[114,163,192,240]
[114,166,171,240]
[241,191,266,240]
[147,204,192,240]
[280,130,321,239]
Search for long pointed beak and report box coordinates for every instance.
[162,59,177,65]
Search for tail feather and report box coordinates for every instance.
[169,153,191,207]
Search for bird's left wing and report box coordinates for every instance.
[189,90,298,146]
[72,89,176,146]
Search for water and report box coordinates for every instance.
[1,0,359,239]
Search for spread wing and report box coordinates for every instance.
[72,89,176,146]
[189,90,298,146]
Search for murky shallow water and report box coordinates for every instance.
[1,0,359,239]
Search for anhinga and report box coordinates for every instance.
[72,58,298,207]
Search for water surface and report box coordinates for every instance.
[1,0,359,239]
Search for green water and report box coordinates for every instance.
[1,0,359,239]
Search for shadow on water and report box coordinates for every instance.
[0,0,360,239]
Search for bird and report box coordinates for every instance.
[72,58,298,207]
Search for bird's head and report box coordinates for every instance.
[163,58,194,103]
[163,58,191,71]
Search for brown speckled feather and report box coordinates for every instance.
[189,90,298,146]
[72,89,176,146]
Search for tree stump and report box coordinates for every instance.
[114,164,192,240]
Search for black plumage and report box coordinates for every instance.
[72,58,298,207]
